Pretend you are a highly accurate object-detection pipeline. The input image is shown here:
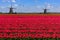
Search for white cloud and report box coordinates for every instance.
[2,0,9,2]
[12,0,16,2]
[2,0,16,2]
[44,2,53,9]
[13,4,18,7]
[47,4,53,9]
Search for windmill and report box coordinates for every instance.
[9,0,16,14]
[2,0,16,13]
[34,0,47,13]
[43,3,48,14]
[9,0,13,14]
[44,7,47,14]
[9,4,17,14]
[9,6,14,14]
[43,3,51,14]
[0,7,2,13]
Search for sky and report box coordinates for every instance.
[0,0,60,13]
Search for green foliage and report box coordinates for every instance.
[0,38,60,40]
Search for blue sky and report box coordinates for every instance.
[0,0,60,13]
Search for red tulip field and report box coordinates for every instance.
[0,14,60,40]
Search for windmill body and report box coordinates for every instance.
[9,7,13,14]
[9,0,14,14]
[44,8,47,13]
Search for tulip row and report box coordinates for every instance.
[0,15,60,38]
[0,38,60,40]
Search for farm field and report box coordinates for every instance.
[0,13,60,40]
